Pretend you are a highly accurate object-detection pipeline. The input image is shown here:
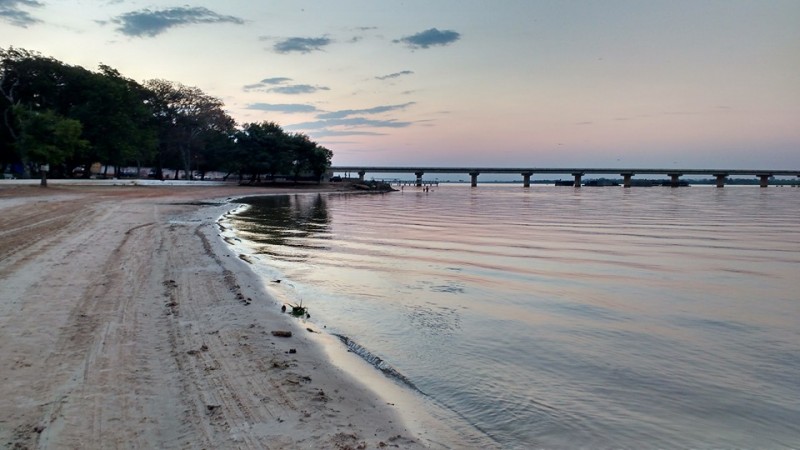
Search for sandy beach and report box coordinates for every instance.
[0,183,430,449]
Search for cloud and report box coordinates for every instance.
[243,77,293,91]
[289,117,412,130]
[260,77,292,85]
[242,77,328,95]
[0,0,43,27]
[284,101,416,137]
[246,103,318,113]
[344,26,380,44]
[317,103,415,120]
[274,37,331,54]
[395,28,461,49]
[376,70,414,81]
[302,130,388,138]
[270,84,330,95]
[111,6,244,37]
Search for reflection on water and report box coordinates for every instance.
[235,194,331,259]
[228,186,800,449]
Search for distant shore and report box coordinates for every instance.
[0,183,433,449]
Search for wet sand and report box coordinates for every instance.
[0,183,427,449]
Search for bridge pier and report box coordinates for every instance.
[469,172,480,187]
[668,173,683,188]
[521,171,533,188]
[329,167,800,188]
[621,172,634,188]
[572,172,584,188]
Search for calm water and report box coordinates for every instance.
[224,185,800,449]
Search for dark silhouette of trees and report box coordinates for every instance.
[0,47,334,183]
[235,122,291,182]
[1,48,158,178]
[234,122,333,184]
[1,48,71,177]
[283,132,333,184]
[144,79,235,180]
[308,145,334,183]
[72,65,157,177]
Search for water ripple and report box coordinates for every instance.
[229,186,800,449]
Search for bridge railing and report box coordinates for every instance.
[330,167,800,188]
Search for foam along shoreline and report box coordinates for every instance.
[217,192,501,449]
[0,184,442,449]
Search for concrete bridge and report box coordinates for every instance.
[331,167,800,188]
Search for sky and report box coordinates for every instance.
[2,0,799,169]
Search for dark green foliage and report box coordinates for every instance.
[144,79,236,180]
[1,48,158,176]
[235,122,333,184]
[0,47,333,180]
[13,106,88,165]
[235,121,289,181]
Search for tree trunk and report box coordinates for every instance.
[183,146,192,181]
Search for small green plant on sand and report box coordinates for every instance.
[287,300,309,318]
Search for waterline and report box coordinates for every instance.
[224,186,800,449]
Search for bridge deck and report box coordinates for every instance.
[332,167,800,176]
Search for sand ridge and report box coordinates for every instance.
[0,184,426,449]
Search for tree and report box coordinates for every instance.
[13,106,88,185]
[145,79,235,179]
[308,145,333,183]
[1,48,158,177]
[68,65,157,176]
[284,132,314,182]
[284,132,332,183]
[0,47,64,176]
[1,47,334,180]
[231,124,333,184]
[234,121,292,182]
[194,126,235,180]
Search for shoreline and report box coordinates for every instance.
[216,196,500,450]
[0,183,438,449]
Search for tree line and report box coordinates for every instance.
[0,47,333,183]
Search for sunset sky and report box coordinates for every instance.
[2,0,799,168]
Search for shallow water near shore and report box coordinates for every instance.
[223,184,800,449]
